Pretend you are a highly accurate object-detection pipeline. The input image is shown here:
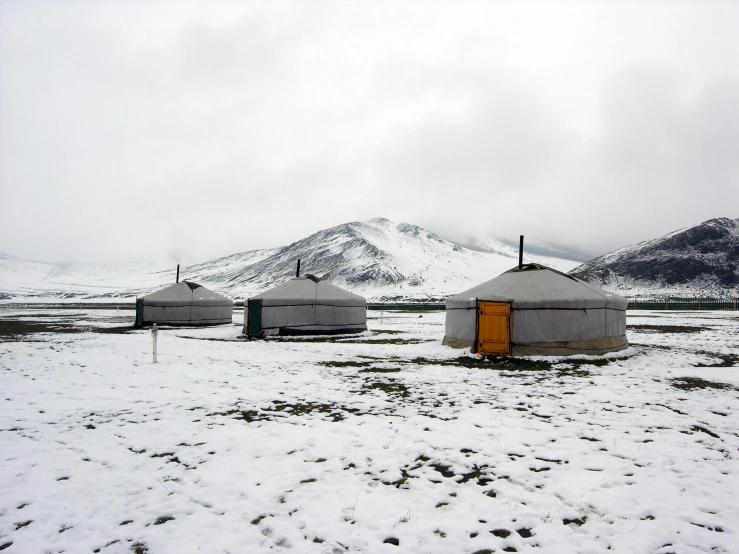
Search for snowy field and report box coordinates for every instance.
[1,308,738,554]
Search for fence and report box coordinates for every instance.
[367,300,738,311]
[1,299,737,312]
[627,299,738,311]
[366,302,446,311]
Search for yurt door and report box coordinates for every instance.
[247,299,262,337]
[477,302,511,356]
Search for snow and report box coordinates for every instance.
[1,308,738,553]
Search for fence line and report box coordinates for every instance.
[626,299,738,311]
[366,302,445,311]
[1,299,737,312]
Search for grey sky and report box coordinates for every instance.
[1,1,737,265]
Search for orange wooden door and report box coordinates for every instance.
[477,302,511,356]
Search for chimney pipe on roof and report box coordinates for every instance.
[518,235,524,270]
[296,259,301,278]
[176,264,180,283]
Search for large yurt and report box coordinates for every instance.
[135,281,233,327]
[244,275,366,337]
[443,264,628,356]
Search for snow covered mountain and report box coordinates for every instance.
[0,218,579,302]
[569,217,739,298]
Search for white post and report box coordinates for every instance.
[151,323,158,363]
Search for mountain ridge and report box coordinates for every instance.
[0,219,578,301]
[569,217,739,298]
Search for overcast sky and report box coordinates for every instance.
[1,1,737,265]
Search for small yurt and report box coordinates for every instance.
[135,281,233,327]
[443,264,628,356]
[244,275,366,337]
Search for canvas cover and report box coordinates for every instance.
[443,265,628,354]
[136,281,233,327]
[246,276,367,336]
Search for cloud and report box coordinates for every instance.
[0,2,737,264]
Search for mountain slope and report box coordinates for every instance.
[0,219,579,301]
[176,218,579,300]
[569,217,739,297]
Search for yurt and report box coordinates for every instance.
[135,281,233,327]
[443,264,628,356]
[244,275,366,337]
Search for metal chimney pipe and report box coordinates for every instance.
[176,264,180,283]
[518,235,524,270]
[296,259,301,278]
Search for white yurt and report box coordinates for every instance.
[135,281,233,327]
[244,275,366,337]
[443,264,628,356]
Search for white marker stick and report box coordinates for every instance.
[151,323,158,363]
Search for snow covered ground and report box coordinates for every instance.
[1,308,738,554]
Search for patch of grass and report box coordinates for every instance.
[209,400,363,423]
[694,353,739,367]
[358,367,402,373]
[320,360,374,368]
[433,528,446,538]
[300,478,317,483]
[0,318,135,340]
[628,324,709,333]
[429,463,456,478]
[535,457,563,464]
[14,520,32,530]
[516,528,533,538]
[362,379,410,398]
[671,377,736,392]
[0,320,81,339]
[690,522,724,532]
[383,469,413,488]
[435,501,449,508]
[153,515,174,525]
[472,550,495,554]
[563,516,587,526]
[491,528,511,538]
[0,542,12,551]
[457,464,491,485]
[689,425,720,439]
[149,452,174,458]
[131,542,149,554]
[383,537,400,546]
[251,514,267,525]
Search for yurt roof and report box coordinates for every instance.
[250,276,365,306]
[141,281,232,304]
[447,264,627,310]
